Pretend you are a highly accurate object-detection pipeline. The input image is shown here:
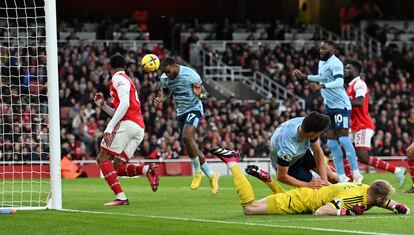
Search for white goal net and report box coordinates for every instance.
[0,0,61,210]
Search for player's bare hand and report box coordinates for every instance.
[154,97,163,110]
[103,132,111,146]
[94,93,104,107]
[307,178,328,189]
[292,69,306,80]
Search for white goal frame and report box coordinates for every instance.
[0,0,62,211]
[45,0,62,210]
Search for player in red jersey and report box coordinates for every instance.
[94,55,159,206]
[405,142,414,193]
[344,61,406,187]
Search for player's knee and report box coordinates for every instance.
[357,151,369,163]
[327,139,339,150]
[181,134,193,145]
[96,151,111,164]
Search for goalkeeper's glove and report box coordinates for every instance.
[338,205,365,216]
[393,204,410,214]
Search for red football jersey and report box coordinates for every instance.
[109,72,145,129]
[346,77,375,132]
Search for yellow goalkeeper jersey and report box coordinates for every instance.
[266,183,369,214]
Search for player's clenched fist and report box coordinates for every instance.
[154,97,163,110]
[292,69,306,80]
[94,92,104,107]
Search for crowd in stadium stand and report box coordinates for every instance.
[1,17,413,162]
[55,41,306,160]
[0,45,50,161]
[201,41,414,156]
[53,39,414,161]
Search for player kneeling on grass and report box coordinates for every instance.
[209,148,410,216]
[240,112,337,193]
[94,55,159,206]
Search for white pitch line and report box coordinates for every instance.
[60,208,403,235]
[252,215,411,222]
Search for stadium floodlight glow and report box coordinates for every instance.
[0,0,61,210]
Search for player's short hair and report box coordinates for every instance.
[368,179,395,201]
[302,111,331,133]
[348,60,362,74]
[110,55,126,69]
[161,57,176,68]
[324,40,336,49]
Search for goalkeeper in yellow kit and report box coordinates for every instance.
[209,147,410,216]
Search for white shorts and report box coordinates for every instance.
[100,120,144,162]
[350,128,374,150]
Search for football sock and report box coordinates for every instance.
[368,156,396,173]
[343,159,353,181]
[200,162,214,179]
[229,164,255,205]
[142,165,149,175]
[265,180,285,194]
[98,160,123,195]
[339,136,359,171]
[190,157,201,172]
[408,159,414,184]
[327,139,345,175]
[116,164,144,176]
[116,192,127,200]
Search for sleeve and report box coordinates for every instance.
[307,75,321,82]
[331,60,344,79]
[328,199,344,209]
[104,76,130,133]
[189,68,202,85]
[324,78,344,89]
[160,74,168,88]
[277,157,290,167]
[276,140,292,167]
[354,80,368,98]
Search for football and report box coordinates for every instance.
[141,54,160,72]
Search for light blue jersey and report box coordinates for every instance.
[270,117,311,167]
[317,55,351,110]
[160,65,204,116]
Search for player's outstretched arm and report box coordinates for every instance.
[315,203,365,216]
[94,92,115,117]
[292,69,321,83]
[380,199,410,215]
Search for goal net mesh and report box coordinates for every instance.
[0,0,51,209]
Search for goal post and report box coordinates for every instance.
[0,0,61,210]
[45,0,62,210]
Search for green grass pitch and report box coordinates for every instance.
[1,173,413,235]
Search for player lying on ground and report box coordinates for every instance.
[209,147,410,216]
[343,61,406,187]
[155,57,219,194]
[218,111,337,193]
[293,41,362,183]
[94,55,159,206]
